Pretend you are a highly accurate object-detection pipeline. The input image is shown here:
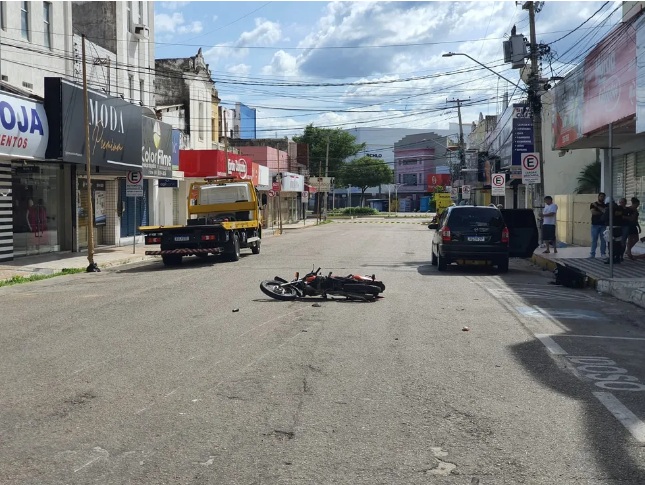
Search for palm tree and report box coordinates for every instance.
[575,160,601,194]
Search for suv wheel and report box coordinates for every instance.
[437,252,448,272]
[497,257,509,273]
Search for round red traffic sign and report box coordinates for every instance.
[522,153,539,171]
[127,171,142,184]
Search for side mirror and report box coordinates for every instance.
[428,223,439,230]
[261,194,268,206]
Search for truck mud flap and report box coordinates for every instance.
[145,248,223,256]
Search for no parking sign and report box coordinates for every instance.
[521,153,541,185]
[491,173,506,196]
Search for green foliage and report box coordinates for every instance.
[575,160,601,194]
[0,267,84,287]
[337,156,393,205]
[338,207,378,215]
[292,124,366,178]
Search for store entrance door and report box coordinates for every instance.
[12,163,61,257]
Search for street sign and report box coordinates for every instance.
[309,176,333,192]
[521,152,541,185]
[302,190,309,202]
[126,171,143,197]
[268,190,276,197]
[450,186,458,200]
[272,181,281,192]
[491,173,506,196]
[462,185,471,200]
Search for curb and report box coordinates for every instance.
[531,253,601,288]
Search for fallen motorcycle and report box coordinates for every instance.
[260,267,385,302]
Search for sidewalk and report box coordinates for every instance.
[531,242,645,309]
[0,218,322,282]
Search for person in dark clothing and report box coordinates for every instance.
[589,192,607,258]
[625,197,641,260]
[603,200,625,264]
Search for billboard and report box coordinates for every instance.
[0,92,49,160]
[44,77,143,169]
[427,173,451,191]
[179,149,254,180]
[552,63,585,149]
[141,116,173,178]
[583,20,637,135]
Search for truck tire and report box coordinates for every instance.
[251,240,261,254]
[227,234,241,261]
[162,254,182,266]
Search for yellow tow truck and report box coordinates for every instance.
[139,176,266,266]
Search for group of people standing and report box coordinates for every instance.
[590,192,642,262]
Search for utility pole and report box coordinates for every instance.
[82,35,99,272]
[447,98,467,193]
[324,136,329,218]
[524,1,545,208]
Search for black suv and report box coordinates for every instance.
[429,205,510,272]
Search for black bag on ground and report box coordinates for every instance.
[553,263,588,288]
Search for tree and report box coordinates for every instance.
[575,160,601,194]
[339,156,393,206]
[293,124,366,178]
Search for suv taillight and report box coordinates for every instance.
[441,226,451,242]
[502,226,509,244]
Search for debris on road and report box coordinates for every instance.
[462,326,470,332]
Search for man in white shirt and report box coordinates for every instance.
[540,196,558,254]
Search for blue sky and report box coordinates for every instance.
[153,1,622,138]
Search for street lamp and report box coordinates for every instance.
[389,183,404,214]
[442,52,527,93]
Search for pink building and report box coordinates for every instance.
[238,146,288,172]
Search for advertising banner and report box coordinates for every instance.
[512,105,533,180]
[171,129,181,169]
[426,173,451,191]
[583,21,636,135]
[141,116,173,179]
[179,150,254,180]
[552,63,585,149]
[282,172,305,192]
[44,77,143,169]
[636,15,645,133]
[0,92,49,159]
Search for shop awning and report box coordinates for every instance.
[305,184,317,194]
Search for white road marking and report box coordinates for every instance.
[557,335,645,341]
[593,392,645,443]
[535,334,568,355]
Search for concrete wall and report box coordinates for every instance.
[554,193,596,246]
[1,1,73,97]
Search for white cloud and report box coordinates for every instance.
[178,21,203,34]
[227,63,252,77]
[205,18,282,63]
[160,2,189,10]
[155,12,185,34]
[261,50,298,76]
[213,15,219,22]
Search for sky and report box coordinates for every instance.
[153,0,623,138]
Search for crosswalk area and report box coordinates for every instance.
[332,220,429,225]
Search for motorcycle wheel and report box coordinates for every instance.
[260,280,298,301]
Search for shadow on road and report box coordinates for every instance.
[114,254,253,273]
[509,338,645,482]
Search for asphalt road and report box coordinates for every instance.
[2,218,645,484]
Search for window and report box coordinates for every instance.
[198,102,204,141]
[139,79,144,104]
[128,75,134,102]
[127,1,132,32]
[20,1,29,40]
[0,2,6,31]
[43,2,52,49]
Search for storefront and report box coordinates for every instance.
[44,78,175,251]
[0,91,52,261]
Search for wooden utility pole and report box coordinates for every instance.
[82,34,99,272]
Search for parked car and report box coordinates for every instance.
[428,205,510,272]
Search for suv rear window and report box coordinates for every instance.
[448,208,505,230]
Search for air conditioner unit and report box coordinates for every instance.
[133,24,149,40]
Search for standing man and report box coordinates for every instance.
[589,192,607,259]
[541,196,558,254]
